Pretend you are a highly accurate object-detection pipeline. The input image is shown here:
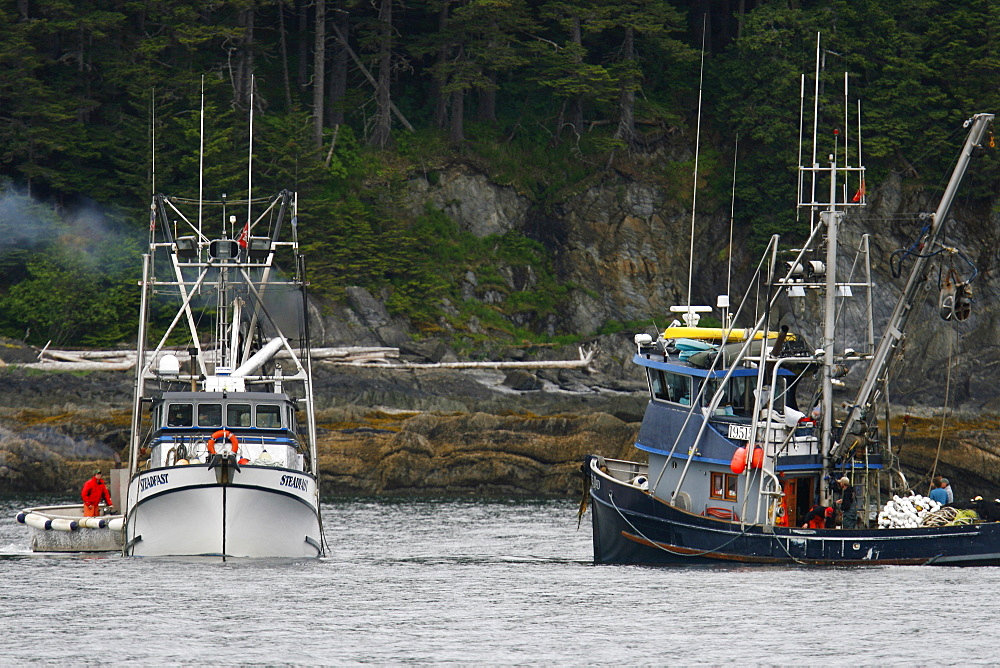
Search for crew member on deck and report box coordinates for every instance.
[82,470,113,517]
[801,503,836,529]
[941,477,954,504]
[929,479,949,505]
[835,477,857,529]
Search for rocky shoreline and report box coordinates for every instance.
[3,336,1000,500]
[0,335,648,496]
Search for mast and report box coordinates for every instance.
[794,35,868,499]
[833,113,995,459]
[128,252,152,477]
[819,186,840,503]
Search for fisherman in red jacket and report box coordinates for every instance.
[82,470,113,517]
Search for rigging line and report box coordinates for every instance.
[607,490,754,558]
[926,335,953,493]
[888,123,966,178]
[685,15,707,320]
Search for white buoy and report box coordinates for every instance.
[78,517,108,529]
[50,518,78,532]
[24,513,52,530]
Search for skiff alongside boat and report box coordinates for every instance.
[16,504,124,553]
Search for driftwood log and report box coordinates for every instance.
[22,344,597,372]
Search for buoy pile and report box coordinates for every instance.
[877,494,943,528]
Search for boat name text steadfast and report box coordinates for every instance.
[280,475,308,492]
[139,473,169,492]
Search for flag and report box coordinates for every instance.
[237,222,250,249]
[852,179,866,203]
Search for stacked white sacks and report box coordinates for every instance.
[877,493,942,529]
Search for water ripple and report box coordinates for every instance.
[2,495,999,665]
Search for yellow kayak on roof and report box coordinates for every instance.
[663,326,795,342]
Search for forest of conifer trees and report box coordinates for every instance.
[0,0,997,346]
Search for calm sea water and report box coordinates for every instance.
[2,495,998,666]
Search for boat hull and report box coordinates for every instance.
[588,459,1000,566]
[17,505,124,553]
[125,465,322,558]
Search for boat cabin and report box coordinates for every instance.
[632,340,832,527]
[143,391,306,471]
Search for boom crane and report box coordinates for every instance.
[832,113,995,460]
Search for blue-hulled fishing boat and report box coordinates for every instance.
[584,49,997,565]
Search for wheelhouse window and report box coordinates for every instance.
[649,369,668,401]
[197,403,222,428]
[167,403,192,427]
[703,377,749,414]
[664,372,693,405]
[227,404,252,428]
[649,370,693,405]
[711,472,739,501]
[256,404,282,429]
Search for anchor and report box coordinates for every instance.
[207,452,240,486]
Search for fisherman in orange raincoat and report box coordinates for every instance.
[81,470,113,517]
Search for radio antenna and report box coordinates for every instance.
[151,88,156,197]
[685,16,707,325]
[198,75,205,238]
[247,74,254,237]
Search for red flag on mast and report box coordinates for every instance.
[237,222,250,249]
[852,179,866,203]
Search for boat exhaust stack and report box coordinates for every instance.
[232,337,286,377]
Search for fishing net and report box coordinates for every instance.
[920,507,979,527]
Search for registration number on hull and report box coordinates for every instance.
[727,424,753,441]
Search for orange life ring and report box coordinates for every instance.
[207,429,239,455]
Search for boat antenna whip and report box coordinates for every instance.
[247,74,254,239]
[722,134,738,327]
[198,75,205,238]
[684,16,706,326]
[150,88,156,199]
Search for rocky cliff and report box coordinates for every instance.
[3,156,1000,499]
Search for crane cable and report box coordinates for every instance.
[926,336,953,494]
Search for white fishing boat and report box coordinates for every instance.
[122,185,325,558]
[119,79,324,557]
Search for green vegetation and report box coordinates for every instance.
[0,0,997,347]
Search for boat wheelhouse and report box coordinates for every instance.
[148,392,303,469]
[632,341,835,526]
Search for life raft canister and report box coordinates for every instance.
[207,429,239,455]
[730,445,764,474]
